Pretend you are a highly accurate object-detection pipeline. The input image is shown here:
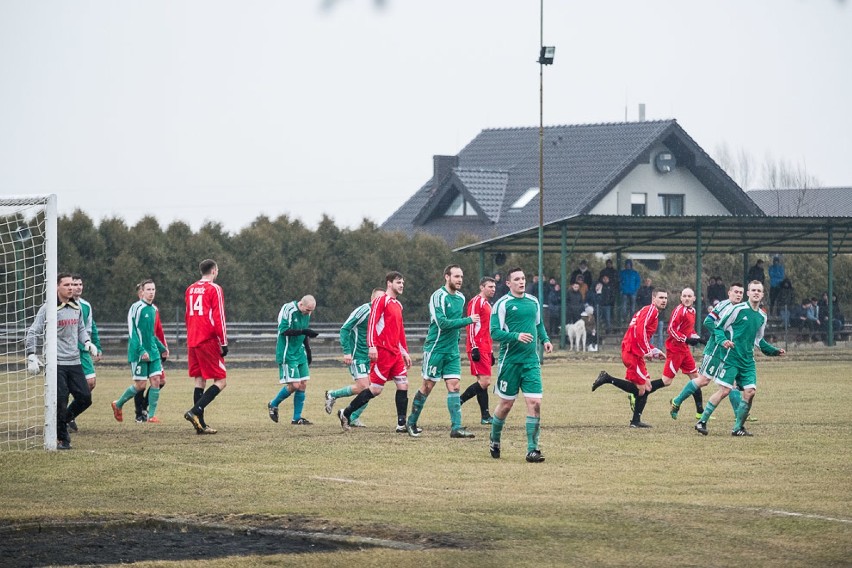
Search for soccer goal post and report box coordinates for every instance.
[0,195,57,450]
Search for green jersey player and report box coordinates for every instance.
[406,265,478,439]
[695,281,784,436]
[670,283,745,420]
[488,267,552,463]
[324,289,384,427]
[268,295,319,425]
[111,280,168,424]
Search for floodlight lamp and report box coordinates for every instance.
[538,46,555,65]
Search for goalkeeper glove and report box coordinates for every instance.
[647,347,665,360]
[220,345,229,357]
[85,341,98,357]
[27,354,41,375]
[471,347,481,362]
[303,328,319,338]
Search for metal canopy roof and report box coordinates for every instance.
[454,215,852,255]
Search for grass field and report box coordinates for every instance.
[1,355,851,567]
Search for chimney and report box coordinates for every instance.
[638,103,646,122]
[432,155,459,192]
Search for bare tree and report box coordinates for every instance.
[713,143,755,190]
[760,155,822,216]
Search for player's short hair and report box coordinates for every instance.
[479,276,495,286]
[70,273,83,282]
[385,271,403,284]
[653,288,667,297]
[199,259,218,275]
[443,264,461,277]
[57,272,73,284]
[729,282,744,290]
[506,266,524,280]
[748,280,764,290]
[138,279,155,290]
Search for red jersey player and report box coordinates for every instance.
[592,289,668,428]
[659,287,706,418]
[338,271,412,432]
[460,276,497,424]
[183,259,228,435]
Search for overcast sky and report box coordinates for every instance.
[1,0,850,233]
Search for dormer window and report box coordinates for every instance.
[444,193,477,217]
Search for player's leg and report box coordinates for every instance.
[521,368,544,462]
[393,374,409,431]
[268,363,294,422]
[695,372,734,434]
[67,353,95,431]
[731,371,757,435]
[490,365,522,458]
[145,365,164,422]
[290,364,312,425]
[347,376,371,425]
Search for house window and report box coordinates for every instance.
[444,193,476,217]
[511,187,540,209]
[631,193,647,216]
[659,194,684,216]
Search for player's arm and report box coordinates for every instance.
[25,304,47,356]
[466,298,480,350]
[128,313,147,361]
[713,306,738,347]
[535,301,551,346]
[635,308,654,354]
[211,285,228,347]
[154,310,168,351]
[668,306,687,342]
[366,296,384,349]
[489,302,519,343]
[339,308,360,355]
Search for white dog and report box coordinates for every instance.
[565,318,587,351]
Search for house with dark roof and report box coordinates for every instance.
[382,119,763,246]
[747,187,852,217]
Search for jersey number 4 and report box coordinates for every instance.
[188,294,204,316]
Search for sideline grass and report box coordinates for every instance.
[1,357,850,567]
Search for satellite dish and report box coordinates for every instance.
[494,252,507,266]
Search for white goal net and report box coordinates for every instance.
[0,195,57,450]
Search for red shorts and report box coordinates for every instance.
[621,351,650,385]
[662,347,697,379]
[467,350,492,377]
[370,350,408,386]
[188,339,227,380]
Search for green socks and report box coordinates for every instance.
[408,390,427,425]
[525,416,541,451]
[147,387,160,418]
[733,399,750,431]
[699,401,717,423]
[490,415,505,444]
[447,392,462,430]
[116,385,138,408]
[674,379,699,406]
[329,385,354,399]
[729,388,742,410]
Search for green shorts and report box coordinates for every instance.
[80,351,96,379]
[495,361,543,400]
[279,361,310,383]
[421,351,461,381]
[699,354,725,380]
[714,361,757,390]
[131,359,163,380]
[349,359,370,380]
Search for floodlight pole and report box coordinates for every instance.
[538,3,544,284]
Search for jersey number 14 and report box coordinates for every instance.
[188,295,204,316]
